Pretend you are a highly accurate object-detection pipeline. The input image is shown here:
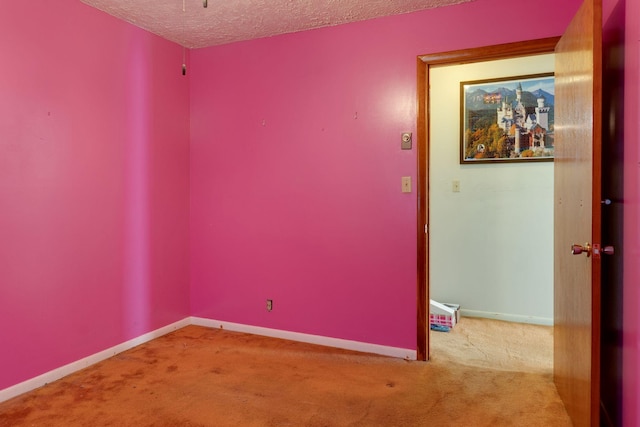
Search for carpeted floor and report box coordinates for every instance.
[0,318,570,426]
[430,316,554,374]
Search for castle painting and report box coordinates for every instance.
[460,73,554,163]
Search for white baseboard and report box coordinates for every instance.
[0,318,190,404]
[460,309,553,326]
[190,317,417,361]
[1,317,416,404]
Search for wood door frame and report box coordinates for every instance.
[416,37,561,361]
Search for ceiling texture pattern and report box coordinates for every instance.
[80,0,473,49]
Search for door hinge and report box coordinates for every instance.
[424,224,428,234]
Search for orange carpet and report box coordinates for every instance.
[0,318,570,426]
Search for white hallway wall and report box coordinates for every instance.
[429,54,555,325]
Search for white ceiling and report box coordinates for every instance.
[80,0,473,49]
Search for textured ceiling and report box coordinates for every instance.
[80,0,473,49]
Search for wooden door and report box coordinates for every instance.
[553,0,603,425]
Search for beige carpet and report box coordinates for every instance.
[0,318,570,426]
[431,316,554,374]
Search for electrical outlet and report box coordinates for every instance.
[266,299,273,312]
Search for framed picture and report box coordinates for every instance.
[460,72,554,164]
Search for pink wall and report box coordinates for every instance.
[5,1,637,419]
[189,0,582,349]
[0,1,190,390]
[622,0,640,423]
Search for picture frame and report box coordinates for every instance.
[460,72,555,164]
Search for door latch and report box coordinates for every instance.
[571,243,614,259]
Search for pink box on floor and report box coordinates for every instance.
[429,300,461,328]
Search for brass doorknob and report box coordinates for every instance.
[571,243,592,257]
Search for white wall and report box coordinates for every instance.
[429,54,555,325]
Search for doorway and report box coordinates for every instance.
[428,55,555,327]
[415,37,560,361]
[424,53,557,380]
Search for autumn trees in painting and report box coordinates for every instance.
[461,74,554,163]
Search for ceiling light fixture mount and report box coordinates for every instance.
[181,0,187,75]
